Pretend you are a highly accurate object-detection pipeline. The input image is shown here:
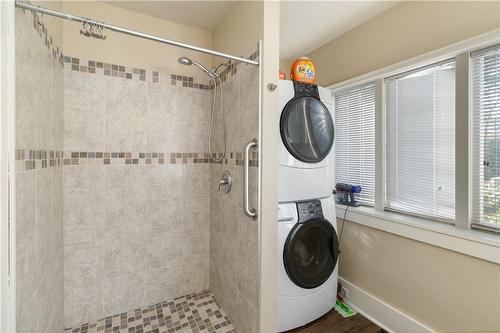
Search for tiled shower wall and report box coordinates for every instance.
[15,8,65,333]
[62,61,214,327]
[209,60,260,333]
[16,3,261,331]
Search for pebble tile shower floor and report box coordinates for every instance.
[64,290,236,333]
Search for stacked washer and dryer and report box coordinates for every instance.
[277,80,340,332]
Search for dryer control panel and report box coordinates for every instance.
[297,200,323,222]
[293,81,319,99]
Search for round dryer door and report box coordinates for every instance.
[283,219,339,289]
[280,96,334,163]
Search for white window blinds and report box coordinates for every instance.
[385,60,456,220]
[472,45,500,228]
[334,83,375,206]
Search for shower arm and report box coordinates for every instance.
[15,1,259,66]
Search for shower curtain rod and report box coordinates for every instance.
[15,1,260,66]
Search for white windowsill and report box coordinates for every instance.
[335,204,500,264]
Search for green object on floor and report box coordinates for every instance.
[335,299,358,318]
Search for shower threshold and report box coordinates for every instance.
[64,290,236,333]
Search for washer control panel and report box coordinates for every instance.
[293,81,319,99]
[297,200,323,222]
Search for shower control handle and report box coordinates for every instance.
[218,171,232,193]
[243,139,258,219]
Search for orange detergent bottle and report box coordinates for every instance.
[290,57,316,84]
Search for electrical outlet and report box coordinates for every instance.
[341,286,349,298]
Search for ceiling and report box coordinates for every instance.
[280,1,398,60]
[104,1,237,31]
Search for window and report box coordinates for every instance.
[472,45,500,228]
[331,37,500,239]
[334,83,375,206]
[385,61,456,220]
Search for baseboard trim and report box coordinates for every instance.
[339,277,435,333]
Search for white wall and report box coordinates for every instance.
[304,1,500,86]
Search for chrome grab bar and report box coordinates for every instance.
[243,138,258,219]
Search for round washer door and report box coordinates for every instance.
[280,96,334,163]
[283,219,339,289]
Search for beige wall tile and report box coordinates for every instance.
[64,283,104,327]
[16,6,64,332]
[233,290,258,333]
[144,165,183,200]
[104,199,145,243]
[16,296,38,333]
[187,194,210,230]
[147,84,212,153]
[222,73,240,153]
[35,168,54,280]
[64,165,106,200]
[63,166,105,246]
[105,165,146,202]
[145,265,187,305]
[15,173,38,318]
[145,230,182,269]
[239,64,259,111]
[64,245,104,288]
[209,57,259,333]
[15,10,37,148]
[37,272,58,333]
[63,196,105,247]
[144,198,187,234]
[104,239,146,278]
[105,114,148,152]
[183,164,211,197]
[64,71,106,151]
[105,77,149,118]
[103,273,146,315]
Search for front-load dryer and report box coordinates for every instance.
[277,197,339,332]
[279,80,335,202]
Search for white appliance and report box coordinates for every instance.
[278,80,335,202]
[277,197,339,332]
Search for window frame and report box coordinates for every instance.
[330,30,500,239]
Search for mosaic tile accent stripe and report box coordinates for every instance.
[15,149,259,171]
[63,48,259,89]
[64,55,213,90]
[64,290,236,333]
[170,74,213,90]
[213,151,259,167]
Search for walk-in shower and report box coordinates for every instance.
[178,56,230,162]
[12,1,261,333]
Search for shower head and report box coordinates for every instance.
[178,56,213,77]
[212,63,230,75]
[178,56,192,66]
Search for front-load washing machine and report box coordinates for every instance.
[279,80,335,202]
[277,197,339,332]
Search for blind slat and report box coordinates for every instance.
[334,83,376,206]
[472,47,500,227]
[386,61,456,220]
